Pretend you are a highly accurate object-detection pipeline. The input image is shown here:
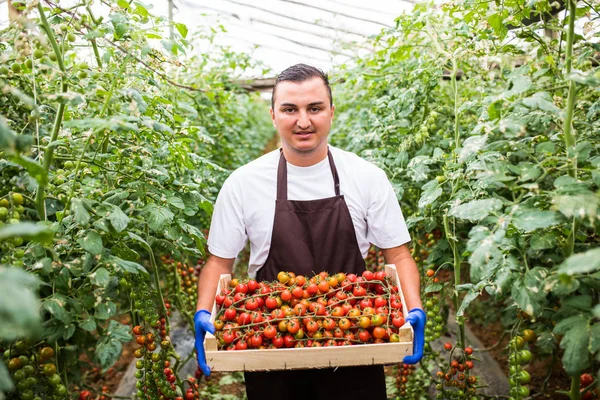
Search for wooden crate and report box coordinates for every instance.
[204,264,413,372]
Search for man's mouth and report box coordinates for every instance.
[294,131,314,135]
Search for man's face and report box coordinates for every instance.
[270,77,334,157]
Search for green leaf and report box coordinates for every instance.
[522,92,562,116]
[457,290,480,317]
[111,244,140,261]
[418,180,443,209]
[449,198,503,221]
[425,283,444,293]
[0,117,17,152]
[90,267,110,287]
[512,210,562,232]
[80,318,96,332]
[105,256,148,275]
[175,22,188,38]
[71,198,91,225]
[507,75,532,95]
[530,232,559,251]
[558,248,600,275]
[554,194,599,221]
[0,222,54,242]
[95,320,132,370]
[487,13,507,38]
[43,295,72,325]
[127,232,151,250]
[79,231,103,255]
[143,204,174,232]
[0,267,41,341]
[511,268,547,316]
[167,196,185,210]
[590,324,600,354]
[107,205,129,233]
[0,360,14,392]
[12,155,47,186]
[553,315,590,376]
[95,301,116,320]
[459,135,487,163]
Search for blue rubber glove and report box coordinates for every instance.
[194,309,216,376]
[403,308,426,364]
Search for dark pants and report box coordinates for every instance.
[245,365,387,400]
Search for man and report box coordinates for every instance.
[194,64,425,399]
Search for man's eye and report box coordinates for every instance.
[311,107,321,112]
[283,108,294,113]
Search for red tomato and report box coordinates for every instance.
[272,335,284,348]
[235,283,248,294]
[359,299,373,309]
[346,273,358,282]
[287,319,301,334]
[374,271,387,281]
[295,275,306,286]
[306,319,319,333]
[338,318,351,331]
[373,327,386,339]
[245,298,259,311]
[293,303,306,316]
[247,280,259,293]
[353,286,367,297]
[235,340,248,350]
[317,280,330,294]
[323,317,336,331]
[374,296,387,308]
[215,294,226,306]
[392,315,405,328]
[358,329,371,342]
[249,333,263,348]
[306,283,318,295]
[580,374,594,387]
[362,270,374,281]
[281,289,292,302]
[292,286,304,299]
[335,291,348,301]
[263,325,277,339]
[283,334,295,348]
[223,296,233,307]
[223,330,236,344]
[265,297,278,309]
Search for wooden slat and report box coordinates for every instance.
[205,265,414,371]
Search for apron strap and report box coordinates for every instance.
[277,148,340,200]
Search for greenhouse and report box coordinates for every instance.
[0,0,598,399]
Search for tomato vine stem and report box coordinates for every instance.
[35,2,68,220]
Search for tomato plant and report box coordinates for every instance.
[0,0,272,397]
[331,0,599,398]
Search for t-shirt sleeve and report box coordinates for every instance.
[366,169,412,249]
[207,176,247,259]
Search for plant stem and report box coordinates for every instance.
[570,374,581,400]
[451,54,460,152]
[563,0,579,256]
[35,2,68,220]
[443,213,465,349]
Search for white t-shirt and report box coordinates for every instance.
[207,145,411,278]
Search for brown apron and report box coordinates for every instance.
[246,149,387,400]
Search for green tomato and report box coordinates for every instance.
[519,350,532,364]
[17,355,29,366]
[0,66,8,75]
[13,369,26,381]
[24,59,33,69]
[11,193,24,206]
[0,207,8,221]
[21,390,34,400]
[55,384,67,395]
[49,53,57,61]
[518,386,530,397]
[22,365,35,376]
[78,70,88,79]
[33,49,44,59]
[519,370,531,384]
[67,33,76,42]
[48,373,61,386]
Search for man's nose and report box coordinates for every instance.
[297,111,311,129]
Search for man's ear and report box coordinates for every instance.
[270,108,276,128]
[331,104,335,121]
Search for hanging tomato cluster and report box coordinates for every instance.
[212,270,407,350]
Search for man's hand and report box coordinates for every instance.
[403,308,426,364]
[194,309,216,376]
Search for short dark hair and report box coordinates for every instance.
[271,64,332,109]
